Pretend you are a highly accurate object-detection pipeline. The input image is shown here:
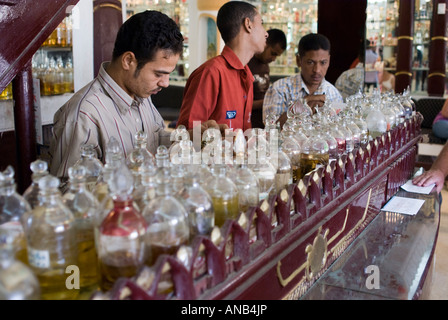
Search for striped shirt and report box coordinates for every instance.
[262,73,343,122]
[49,62,171,179]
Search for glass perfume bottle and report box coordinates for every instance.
[126,130,156,187]
[280,128,302,184]
[97,158,147,292]
[0,229,40,300]
[23,159,49,209]
[25,175,78,300]
[205,164,240,227]
[74,144,103,192]
[227,131,260,214]
[247,129,276,201]
[0,166,31,265]
[177,168,215,240]
[297,129,329,181]
[267,127,292,194]
[142,167,190,266]
[132,158,158,213]
[62,164,100,289]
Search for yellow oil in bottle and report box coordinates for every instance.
[212,195,239,227]
[37,269,79,300]
[77,233,98,288]
[295,153,329,181]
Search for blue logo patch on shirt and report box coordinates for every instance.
[226,110,237,119]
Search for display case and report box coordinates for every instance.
[125,0,190,81]
[366,0,437,95]
[255,0,318,76]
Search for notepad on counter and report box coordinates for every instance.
[381,196,425,216]
[400,179,435,194]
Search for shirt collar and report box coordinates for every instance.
[221,45,245,70]
[97,62,142,114]
[298,73,327,95]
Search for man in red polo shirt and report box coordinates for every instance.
[176,1,268,131]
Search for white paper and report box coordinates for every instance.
[400,179,435,194]
[438,3,446,15]
[381,196,425,216]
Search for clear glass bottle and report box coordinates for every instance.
[0,229,40,300]
[268,128,292,194]
[126,130,156,187]
[0,166,31,265]
[62,165,100,289]
[25,175,78,300]
[205,164,240,227]
[227,156,260,214]
[177,169,214,240]
[23,159,49,209]
[297,130,329,181]
[143,167,190,266]
[280,128,301,184]
[74,144,103,193]
[132,158,158,213]
[97,159,147,292]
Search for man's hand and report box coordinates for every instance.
[305,94,326,113]
[412,169,446,193]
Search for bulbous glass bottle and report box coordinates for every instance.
[62,164,100,289]
[0,229,40,300]
[142,167,190,266]
[97,160,147,292]
[297,130,329,181]
[0,166,31,265]
[74,144,103,192]
[25,175,78,300]
[177,171,215,240]
[126,131,156,187]
[23,159,49,209]
[205,164,240,227]
[280,129,301,184]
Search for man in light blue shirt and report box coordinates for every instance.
[263,33,343,127]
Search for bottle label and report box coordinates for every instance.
[28,247,50,269]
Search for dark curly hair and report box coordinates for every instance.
[112,10,184,71]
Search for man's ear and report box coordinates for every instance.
[296,54,300,68]
[243,17,252,33]
[122,51,136,71]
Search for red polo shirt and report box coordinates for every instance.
[177,46,253,131]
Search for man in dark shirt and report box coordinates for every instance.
[248,28,287,128]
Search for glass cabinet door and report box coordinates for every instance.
[366,0,399,93]
[255,0,318,76]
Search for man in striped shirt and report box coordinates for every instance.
[262,33,343,127]
[49,10,220,182]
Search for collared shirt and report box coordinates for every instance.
[176,45,253,131]
[49,62,171,179]
[365,49,379,84]
[262,73,343,121]
[335,63,365,100]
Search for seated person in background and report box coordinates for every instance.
[248,28,287,128]
[335,57,364,101]
[364,40,379,91]
[262,33,343,127]
[176,1,268,131]
[49,10,221,181]
[432,98,448,140]
[381,60,395,93]
[413,140,448,193]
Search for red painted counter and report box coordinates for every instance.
[92,115,429,300]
